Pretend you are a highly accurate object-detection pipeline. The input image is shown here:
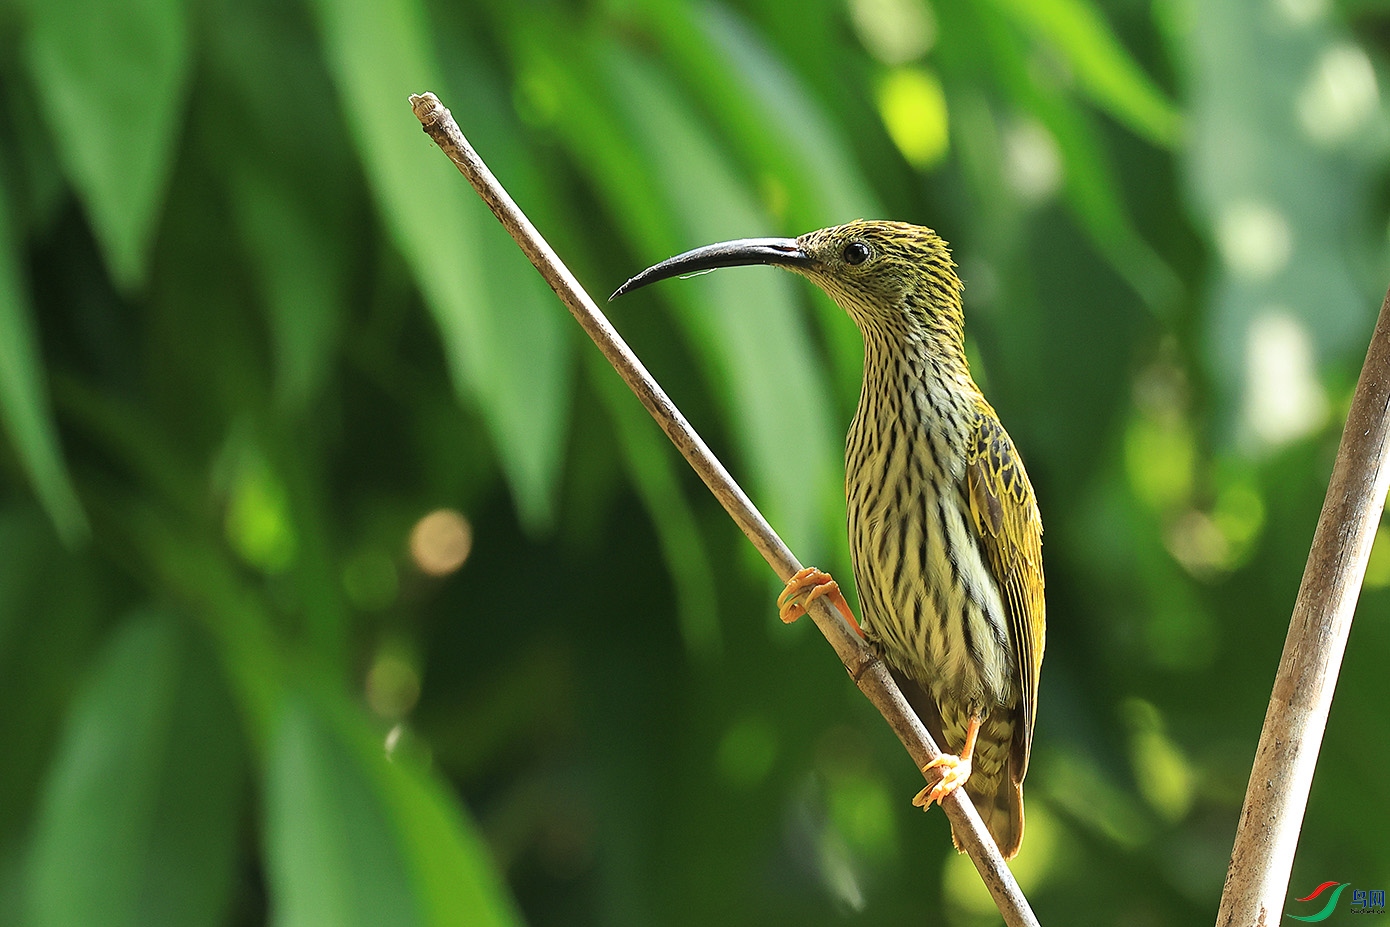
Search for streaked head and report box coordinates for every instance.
[612,220,964,342]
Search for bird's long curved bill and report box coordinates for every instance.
[610,237,810,300]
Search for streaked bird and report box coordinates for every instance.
[613,221,1044,858]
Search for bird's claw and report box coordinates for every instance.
[777,567,864,637]
[912,753,972,810]
[777,567,835,623]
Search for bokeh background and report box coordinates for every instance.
[2,0,1389,923]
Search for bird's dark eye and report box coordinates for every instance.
[842,242,870,265]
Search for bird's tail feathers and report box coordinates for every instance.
[951,779,1023,859]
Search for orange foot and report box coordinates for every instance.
[912,753,973,809]
[912,715,980,810]
[776,567,864,637]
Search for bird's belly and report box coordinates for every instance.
[849,485,1016,715]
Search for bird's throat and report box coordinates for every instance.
[851,333,979,486]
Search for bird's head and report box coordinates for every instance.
[612,220,965,347]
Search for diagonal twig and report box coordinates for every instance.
[409,91,1039,926]
[1216,289,1390,926]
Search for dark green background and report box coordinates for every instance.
[1,0,1388,924]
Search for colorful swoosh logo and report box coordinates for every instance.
[1287,881,1350,922]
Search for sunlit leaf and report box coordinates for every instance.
[308,0,571,530]
[0,182,87,545]
[877,66,951,169]
[221,438,298,574]
[28,613,244,927]
[21,0,191,288]
[264,691,523,927]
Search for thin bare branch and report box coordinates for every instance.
[409,91,1040,926]
[1217,288,1390,926]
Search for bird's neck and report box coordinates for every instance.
[859,321,978,402]
[851,322,982,470]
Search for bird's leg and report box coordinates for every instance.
[777,567,863,637]
[912,714,980,810]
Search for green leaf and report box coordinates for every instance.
[636,0,880,226]
[989,0,1181,147]
[264,692,523,927]
[508,27,844,557]
[0,182,87,545]
[0,508,103,857]
[603,45,842,561]
[1175,0,1378,430]
[0,58,68,236]
[27,613,244,927]
[308,0,571,530]
[1031,83,1180,310]
[587,352,722,658]
[658,2,879,404]
[21,0,191,289]
[968,2,1180,311]
[228,162,344,414]
[203,0,354,417]
[506,21,674,256]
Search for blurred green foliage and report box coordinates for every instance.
[1,0,1388,924]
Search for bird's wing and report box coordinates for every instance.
[965,410,1045,781]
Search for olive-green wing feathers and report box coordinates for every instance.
[965,411,1045,781]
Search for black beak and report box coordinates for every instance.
[610,237,811,300]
